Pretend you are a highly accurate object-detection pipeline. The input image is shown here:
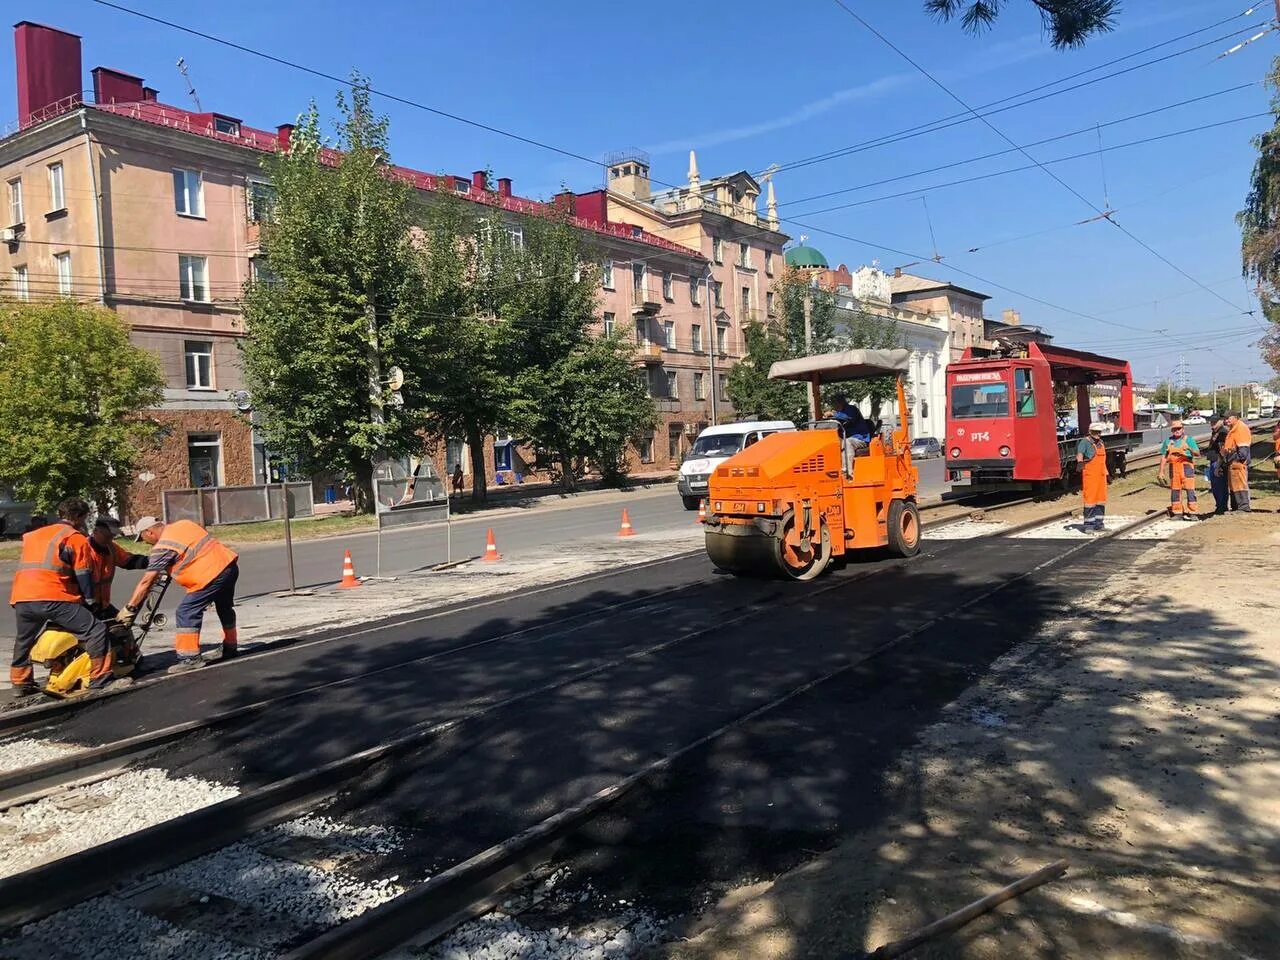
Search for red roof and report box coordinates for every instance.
[71,98,702,259]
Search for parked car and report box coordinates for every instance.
[1182,415,1206,426]
[910,437,943,459]
[677,420,795,509]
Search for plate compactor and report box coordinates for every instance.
[29,574,172,698]
[704,349,921,580]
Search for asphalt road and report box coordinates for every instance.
[0,458,948,643]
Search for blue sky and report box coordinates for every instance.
[6,0,1276,387]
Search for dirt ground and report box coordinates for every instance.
[660,463,1280,960]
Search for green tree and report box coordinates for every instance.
[0,300,163,512]
[240,78,433,511]
[925,0,1119,48]
[1239,56,1280,375]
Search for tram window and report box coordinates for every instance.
[950,382,1009,418]
[1015,369,1036,416]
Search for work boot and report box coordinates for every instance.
[10,683,40,699]
[167,656,207,675]
[219,645,238,661]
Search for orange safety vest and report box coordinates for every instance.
[1081,436,1108,506]
[8,522,93,605]
[1164,436,1196,463]
[90,540,136,607]
[150,519,238,591]
[1224,421,1252,456]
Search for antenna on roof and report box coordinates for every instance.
[175,58,202,112]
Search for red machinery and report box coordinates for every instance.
[944,341,1140,492]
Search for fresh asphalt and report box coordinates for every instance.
[0,459,948,643]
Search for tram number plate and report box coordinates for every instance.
[970,431,991,442]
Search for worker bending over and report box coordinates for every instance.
[89,516,146,618]
[1221,411,1253,513]
[8,498,114,696]
[1076,423,1108,532]
[122,517,239,672]
[1158,420,1200,521]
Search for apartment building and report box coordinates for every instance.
[888,268,991,362]
[1,22,712,510]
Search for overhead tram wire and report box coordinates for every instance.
[825,0,1254,360]
[89,0,1248,354]
[771,12,1270,176]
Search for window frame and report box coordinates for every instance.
[179,254,210,303]
[11,265,29,301]
[689,277,701,306]
[766,291,775,316]
[47,163,65,213]
[663,320,676,350]
[711,237,723,264]
[601,259,614,290]
[738,241,750,268]
[602,311,615,337]
[639,434,655,464]
[1014,368,1037,417]
[662,271,673,301]
[173,168,204,218]
[184,339,215,390]
[712,280,723,309]
[694,371,706,401]
[53,251,71,295]
[7,178,23,226]
[765,250,773,276]
[246,179,275,223]
[716,323,729,354]
[691,323,703,353]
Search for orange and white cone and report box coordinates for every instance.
[482,528,502,562]
[338,549,361,588]
[618,508,636,538]
[697,499,707,524]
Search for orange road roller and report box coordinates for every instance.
[704,348,921,580]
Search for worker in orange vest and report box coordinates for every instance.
[88,516,147,618]
[1075,422,1108,532]
[8,498,114,696]
[120,516,240,672]
[1158,420,1200,521]
[1221,411,1253,512]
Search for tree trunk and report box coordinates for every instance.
[466,424,488,504]
[352,459,375,514]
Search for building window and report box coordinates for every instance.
[603,311,615,336]
[689,277,701,305]
[741,286,751,319]
[454,177,470,194]
[712,237,722,264]
[718,373,729,402]
[691,323,703,353]
[187,433,222,488]
[712,280,723,308]
[662,271,673,300]
[214,116,240,136]
[665,370,679,398]
[249,255,276,285]
[766,291,775,316]
[632,262,646,294]
[738,242,750,268]
[12,266,29,301]
[694,371,706,400]
[663,320,676,349]
[53,252,71,295]
[506,226,524,250]
[246,180,275,222]
[639,434,654,464]
[7,179,22,225]
[765,250,773,276]
[184,340,214,389]
[179,254,209,302]
[445,437,465,475]
[173,169,204,217]
[716,324,728,354]
[668,425,684,463]
[47,163,65,212]
[635,317,648,345]
[601,259,614,289]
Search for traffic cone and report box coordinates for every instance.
[618,508,636,538]
[482,528,502,562]
[697,499,707,524]
[338,549,361,588]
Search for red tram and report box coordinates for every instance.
[945,342,1140,492]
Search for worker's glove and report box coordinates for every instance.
[116,607,137,627]
[1156,469,1169,488]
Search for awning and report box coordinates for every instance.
[768,348,911,383]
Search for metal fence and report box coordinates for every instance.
[162,482,314,526]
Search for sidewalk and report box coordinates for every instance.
[663,494,1279,958]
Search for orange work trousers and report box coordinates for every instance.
[1168,460,1197,515]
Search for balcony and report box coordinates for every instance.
[635,342,664,365]
[631,285,662,314]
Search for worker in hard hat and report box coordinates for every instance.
[1158,420,1200,521]
[8,498,115,696]
[120,516,239,672]
[88,516,147,619]
[1221,411,1253,512]
[1075,423,1108,532]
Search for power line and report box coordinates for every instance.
[826,0,1253,348]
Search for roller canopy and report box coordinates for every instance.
[769,348,911,383]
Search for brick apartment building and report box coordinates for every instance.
[0,21,744,514]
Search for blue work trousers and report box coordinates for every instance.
[175,561,239,634]
[1206,462,1228,514]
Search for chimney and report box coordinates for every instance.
[497,177,512,198]
[552,190,575,214]
[893,266,903,278]
[15,22,83,127]
[91,66,144,105]
[142,86,158,102]
[276,123,295,150]
[1002,307,1021,326]
[471,170,488,192]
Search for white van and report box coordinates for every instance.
[676,420,796,509]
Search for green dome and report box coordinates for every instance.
[785,244,828,269]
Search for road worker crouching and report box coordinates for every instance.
[8,498,117,697]
[1158,420,1200,521]
[121,516,240,672]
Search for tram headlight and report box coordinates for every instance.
[999,445,1011,457]
[950,446,961,459]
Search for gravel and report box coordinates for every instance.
[0,737,82,774]
[926,518,1008,540]
[0,768,239,879]
[1009,514,1140,539]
